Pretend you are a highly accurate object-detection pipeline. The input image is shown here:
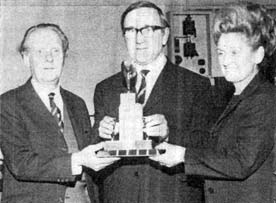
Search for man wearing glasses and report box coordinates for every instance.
[90,1,215,203]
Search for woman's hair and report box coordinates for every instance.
[213,2,276,83]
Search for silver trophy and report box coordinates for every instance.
[103,61,157,157]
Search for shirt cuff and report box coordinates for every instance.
[71,153,82,175]
[182,147,186,163]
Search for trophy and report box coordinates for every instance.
[103,61,160,157]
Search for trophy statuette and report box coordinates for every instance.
[103,61,163,157]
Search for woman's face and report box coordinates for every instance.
[217,33,264,85]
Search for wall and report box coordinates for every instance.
[1,0,276,115]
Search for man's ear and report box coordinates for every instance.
[162,27,170,46]
[62,52,67,66]
[254,46,265,65]
[22,53,30,68]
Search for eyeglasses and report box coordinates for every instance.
[123,25,165,38]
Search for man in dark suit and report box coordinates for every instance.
[0,23,119,203]
[89,2,216,203]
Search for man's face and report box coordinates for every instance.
[23,28,64,86]
[123,7,169,65]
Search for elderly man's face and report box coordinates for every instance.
[23,28,64,86]
[123,7,169,65]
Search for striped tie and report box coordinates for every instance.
[48,92,64,133]
[137,70,150,104]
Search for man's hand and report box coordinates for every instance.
[72,142,120,171]
[149,142,185,168]
[99,116,118,139]
[143,114,169,140]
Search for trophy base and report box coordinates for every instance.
[107,148,161,157]
[103,140,160,157]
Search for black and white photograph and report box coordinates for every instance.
[1,0,276,202]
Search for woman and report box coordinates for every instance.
[150,2,276,203]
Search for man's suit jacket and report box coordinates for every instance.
[90,59,217,203]
[0,79,92,203]
[185,73,276,203]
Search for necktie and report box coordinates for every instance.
[48,92,64,133]
[137,70,150,104]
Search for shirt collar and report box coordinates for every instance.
[238,71,266,100]
[133,53,167,73]
[31,78,61,99]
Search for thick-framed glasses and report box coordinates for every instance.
[123,25,165,38]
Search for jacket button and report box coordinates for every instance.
[61,147,67,152]
[134,171,139,177]
[208,187,214,194]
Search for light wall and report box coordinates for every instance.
[1,3,129,114]
[1,0,276,114]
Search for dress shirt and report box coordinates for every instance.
[31,78,81,175]
[31,79,64,120]
[134,53,167,104]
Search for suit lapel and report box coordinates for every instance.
[143,75,163,113]
[21,79,61,133]
[143,62,172,113]
[117,72,129,93]
[61,88,85,149]
[212,96,241,131]
[212,72,264,132]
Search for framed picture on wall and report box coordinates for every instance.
[167,10,222,78]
